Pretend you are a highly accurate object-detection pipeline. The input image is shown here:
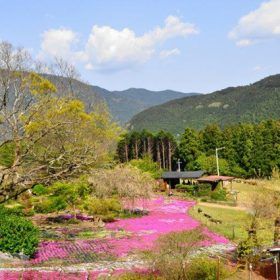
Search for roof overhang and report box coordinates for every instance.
[162,170,205,179]
[197,175,235,183]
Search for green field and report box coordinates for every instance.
[189,204,274,244]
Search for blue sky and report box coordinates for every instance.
[0,0,280,93]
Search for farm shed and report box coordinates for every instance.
[162,170,205,188]
[197,175,235,190]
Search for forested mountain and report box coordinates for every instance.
[42,74,197,124]
[128,74,280,134]
[91,87,198,124]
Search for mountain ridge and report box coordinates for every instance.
[91,86,198,124]
[128,74,280,134]
[40,73,198,125]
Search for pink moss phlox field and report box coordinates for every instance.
[0,270,100,280]
[0,268,153,280]
[106,196,228,256]
[31,197,228,263]
[0,197,230,279]
[31,239,110,264]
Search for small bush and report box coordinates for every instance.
[150,228,206,280]
[115,272,161,280]
[32,184,48,195]
[187,257,229,280]
[176,184,197,193]
[210,188,227,201]
[0,205,24,216]
[236,239,259,263]
[0,213,39,257]
[82,197,121,221]
[34,196,67,213]
[196,184,212,197]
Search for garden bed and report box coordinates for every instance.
[0,196,231,279]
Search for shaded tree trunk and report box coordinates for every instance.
[161,140,166,169]
[134,140,139,159]
[143,138,147,155]
[157,142,162,168]
[147,137,152,157]
[168,141,172,171]
[124,142,129,162]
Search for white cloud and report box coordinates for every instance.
[39,15,198,71]
[40,28,78,59]
[159,48,181,59]
[229,0,280,46]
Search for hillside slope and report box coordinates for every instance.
[42,74,197,124]
[91,87,197,124]
[128,74,280,134]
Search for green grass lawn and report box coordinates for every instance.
[189,204,274,245]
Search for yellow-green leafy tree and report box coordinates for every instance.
[0,41,119,202]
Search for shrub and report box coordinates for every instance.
[236,239,259,263]
[187,257,228,280]
[0,213,39,257]
[0,205,24,216]
[115,272,161,280]
[89,166,154,207]
[150,228,206,280]
[34,196,67,213]
[175,184,196,192]
[33,178,91,214]
[32,184,48,195]
[210,188,227,201]
[196,184,212,197]
[82,197,121,221]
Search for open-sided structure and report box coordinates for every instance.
[197,175,235,190]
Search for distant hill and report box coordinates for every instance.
[128,74,280,134]
[91,87,198,124]
[42,74,197,125]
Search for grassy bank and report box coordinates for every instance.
[189,204,274,244]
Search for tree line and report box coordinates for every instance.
[117,120,280,178]
[117,130,177,171]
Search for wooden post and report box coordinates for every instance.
[216,256,220,280]
[249,263,252,280]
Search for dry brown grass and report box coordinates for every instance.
[228,179,280,208]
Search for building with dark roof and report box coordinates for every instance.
[162,170,205,188]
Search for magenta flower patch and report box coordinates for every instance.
[0,197,229,279]
[106,196,228,256]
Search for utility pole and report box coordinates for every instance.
[215,147,225,176]
[177,159,182,172]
